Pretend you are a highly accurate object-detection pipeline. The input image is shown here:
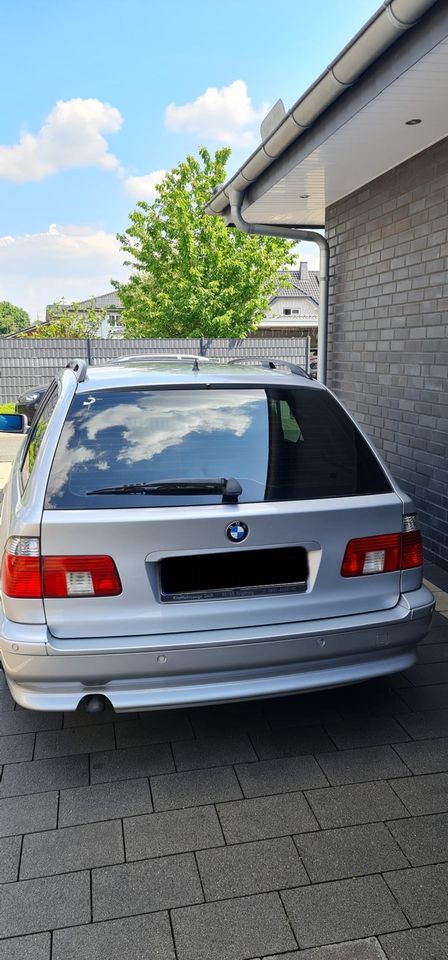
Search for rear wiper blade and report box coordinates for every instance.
[86,476,242,504]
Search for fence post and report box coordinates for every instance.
[86,339,92,365]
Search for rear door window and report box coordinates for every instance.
[21,383,59,489]
[45,386,391,509]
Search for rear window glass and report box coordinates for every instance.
[45,387,391,510]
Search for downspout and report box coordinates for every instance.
[227,189,329,383]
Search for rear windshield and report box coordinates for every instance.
[45,386,391,509]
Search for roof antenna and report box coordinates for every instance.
[192,358,200,371]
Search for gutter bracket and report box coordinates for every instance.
[227,189,329,384]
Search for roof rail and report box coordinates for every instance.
[228,357,310,379]
[65,358,88,382]
[107,354,211,365]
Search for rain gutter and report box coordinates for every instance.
[205,0,439,218]
[226,189,329,383]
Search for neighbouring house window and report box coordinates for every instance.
[283,309,291,316]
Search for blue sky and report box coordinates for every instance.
[0,0,379,319]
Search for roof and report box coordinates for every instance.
[47,292,123,313]
[205,0,446,227]
[74,360,319,392]
[76,292,122,310]
[273,270,319,303]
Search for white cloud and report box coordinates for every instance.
[165,80,268,147]
[0,224,129,321]
[0,99,123,183]
[124,169,167,201]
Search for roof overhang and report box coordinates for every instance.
[205,0,448,227]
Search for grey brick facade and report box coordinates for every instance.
[326,136,448,571]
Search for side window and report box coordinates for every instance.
[21,384,59,489]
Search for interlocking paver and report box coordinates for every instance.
[0,933,51,960]
[0,871,90,939]
[398,683,448,710]
[0,710,62,735]
[282,875,408,949]
[92,853,203,920]
[316,745,410,785]
[0,835,21,882]
[171,892,297,960]
[235,755,327,797]
[52,912,176,960]
[124,805,224,860]
[404,661,448,685]
[389,771,448,815]
[90,742,174,783]
[385,862,448,925]
[173,734,256,771]
[397,707,448,738]
[188,703,269,737]
[250,725,336,760]
[0,755,88,798]
[380,923,448,960]
[387,812,448,865]
[34,723,115,759]
[0,593,446,957]
[0,732,35,763]
[323,717,409,749]
[20,820,124,879]
[394,736,448,774]
[197,836,308,900]
[304,781,408,828]
[267,939,388,959]
[0,791,58,838]
[151,765,242,810]
[59,778,153,827]
[217,792,318,843]
[0,689,15,712]
[115,710,194,748]
[295,822,408,882]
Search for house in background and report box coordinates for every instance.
[39,267,318,341]
[259,262,318,343]
[45,292,125,338]
[205,0,448,573]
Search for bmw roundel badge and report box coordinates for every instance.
[226,521,249,543]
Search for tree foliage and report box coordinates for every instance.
[23,299,107,339]
[114,147,295,338]
[0,301,30,336]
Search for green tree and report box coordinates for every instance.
[0,301,30,336]
[114,147,295,338]
[24,299,106,338]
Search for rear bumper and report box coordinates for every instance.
[0,586,434,711]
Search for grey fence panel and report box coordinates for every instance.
[0,337,309,403]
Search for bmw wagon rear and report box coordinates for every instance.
[0,359,434,711]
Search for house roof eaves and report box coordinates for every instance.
[205,0,439,218]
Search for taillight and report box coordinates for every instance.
[1,537,41,598]
[342,516,423,577]
[1,538,121,598]
[43,556,121,597]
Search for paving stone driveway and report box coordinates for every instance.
[1,593,448,959]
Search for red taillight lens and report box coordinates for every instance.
[401,530,423,569]
[1,553,42,598]
[42,556,122,597]
[342,524,423,577]
[1,536,42,598]
[1,538,122,598]
[341,534,400,577]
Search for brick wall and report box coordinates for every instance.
[326,136,448,570]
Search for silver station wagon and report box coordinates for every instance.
[0,356,434,713]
